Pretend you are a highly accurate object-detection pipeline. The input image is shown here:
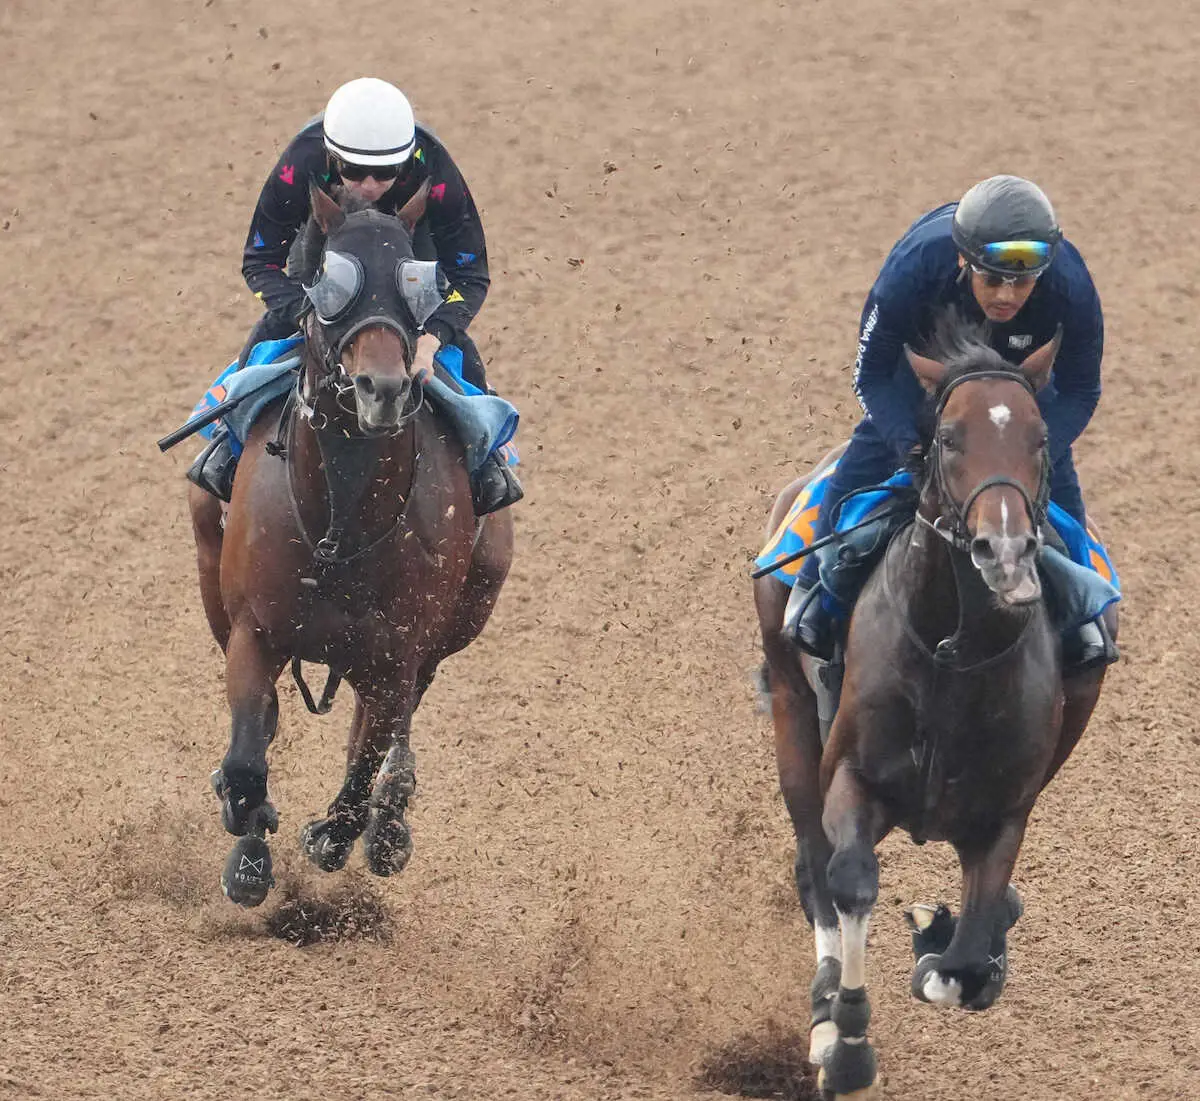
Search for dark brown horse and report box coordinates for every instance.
[755,326,1115,1098]
[189,184,512,906]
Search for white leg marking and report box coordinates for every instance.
[809,1019,838,1065]
[815,924,842,963]
[837,911,870,989]
[923,971,963,1007]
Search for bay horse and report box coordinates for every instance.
[755,323,1115,1098]
[189,183,512,907]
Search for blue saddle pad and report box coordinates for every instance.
[755,457,1120,625]
[187,336,520,470]
[429,345,520,472]
[189,336,303,458]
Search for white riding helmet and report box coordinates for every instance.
[323,77,416,168]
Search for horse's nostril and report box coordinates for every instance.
[356,376,376,396]
[1023,535,1039,558]
[971,537,996,563]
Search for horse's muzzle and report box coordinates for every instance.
[971,533,1042,605]
[353,373,413,433]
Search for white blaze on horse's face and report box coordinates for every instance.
[953,383,1045,605]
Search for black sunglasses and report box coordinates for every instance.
[337,160,401,183]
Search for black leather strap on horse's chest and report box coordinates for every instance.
[312,427,391,564]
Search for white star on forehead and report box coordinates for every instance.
[989,404,1012,429]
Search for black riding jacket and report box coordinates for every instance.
[242,116,489,347]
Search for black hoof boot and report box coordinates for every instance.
[363,808,414,877]
[221,833,275,907]
[822,1028,877,1097]
[906,902,956,962]
[186,430,238,503]
[908,886,1023,1009]
[809,955,842,1067]
[470,453,523,516]
[299,816,359,873]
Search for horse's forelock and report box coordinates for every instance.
[293,190,411,283]
[928,308,1021,403]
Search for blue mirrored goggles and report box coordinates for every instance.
[974,239,1053,276]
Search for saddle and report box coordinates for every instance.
[177,337,521,510]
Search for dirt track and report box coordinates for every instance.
[5,1,1200,1098]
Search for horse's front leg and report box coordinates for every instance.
[760,629,842,1070]
[299,693,386,872]
[910,815,1028,1011]
[361,682,419,877]
[211,616,288,906]
[821,758,889,1100]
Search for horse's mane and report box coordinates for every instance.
[927,308,1018,392]
[288,186,377,285]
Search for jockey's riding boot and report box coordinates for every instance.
[785,579,834,661]
[470,452,523,516]
[1064,616,1120,676]
[186,429,238,503]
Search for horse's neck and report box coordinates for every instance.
[291,400,419,540]
[898,512,1031,661]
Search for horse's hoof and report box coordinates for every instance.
[221,834,274,907]
[809,1019,838,1067]
[911,954,963,1007]
[300,819,355,873]
[908,885,1022,1009]
[363,809,413,877]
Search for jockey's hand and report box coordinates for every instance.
[412,333,441,383]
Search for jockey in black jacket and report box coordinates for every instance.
[189,76,520,514]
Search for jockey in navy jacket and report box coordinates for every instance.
[850,202,1102,490]
[793,175,1112,668]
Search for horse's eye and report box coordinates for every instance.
[938,429,959,453]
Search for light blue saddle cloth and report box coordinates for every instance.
[187,337,519,472]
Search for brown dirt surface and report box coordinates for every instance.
[5,1,1200,1098]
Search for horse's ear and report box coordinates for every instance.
[310,181,345,235]
[1019,324,1062,392]
[905,344,948,393]
[396,179,431,233]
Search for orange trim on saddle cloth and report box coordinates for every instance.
[757,467,835,581]
[1086,523,1115,585]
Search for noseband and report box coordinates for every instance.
[923,370,1050,552]
[301,309,424,433]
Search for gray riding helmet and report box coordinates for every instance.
[952,175,1062,275]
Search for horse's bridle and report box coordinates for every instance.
[297,308,425,433]
[921,369,1050,552]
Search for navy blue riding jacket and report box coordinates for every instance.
[854,202,1103,465]
[242,116,489,349]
